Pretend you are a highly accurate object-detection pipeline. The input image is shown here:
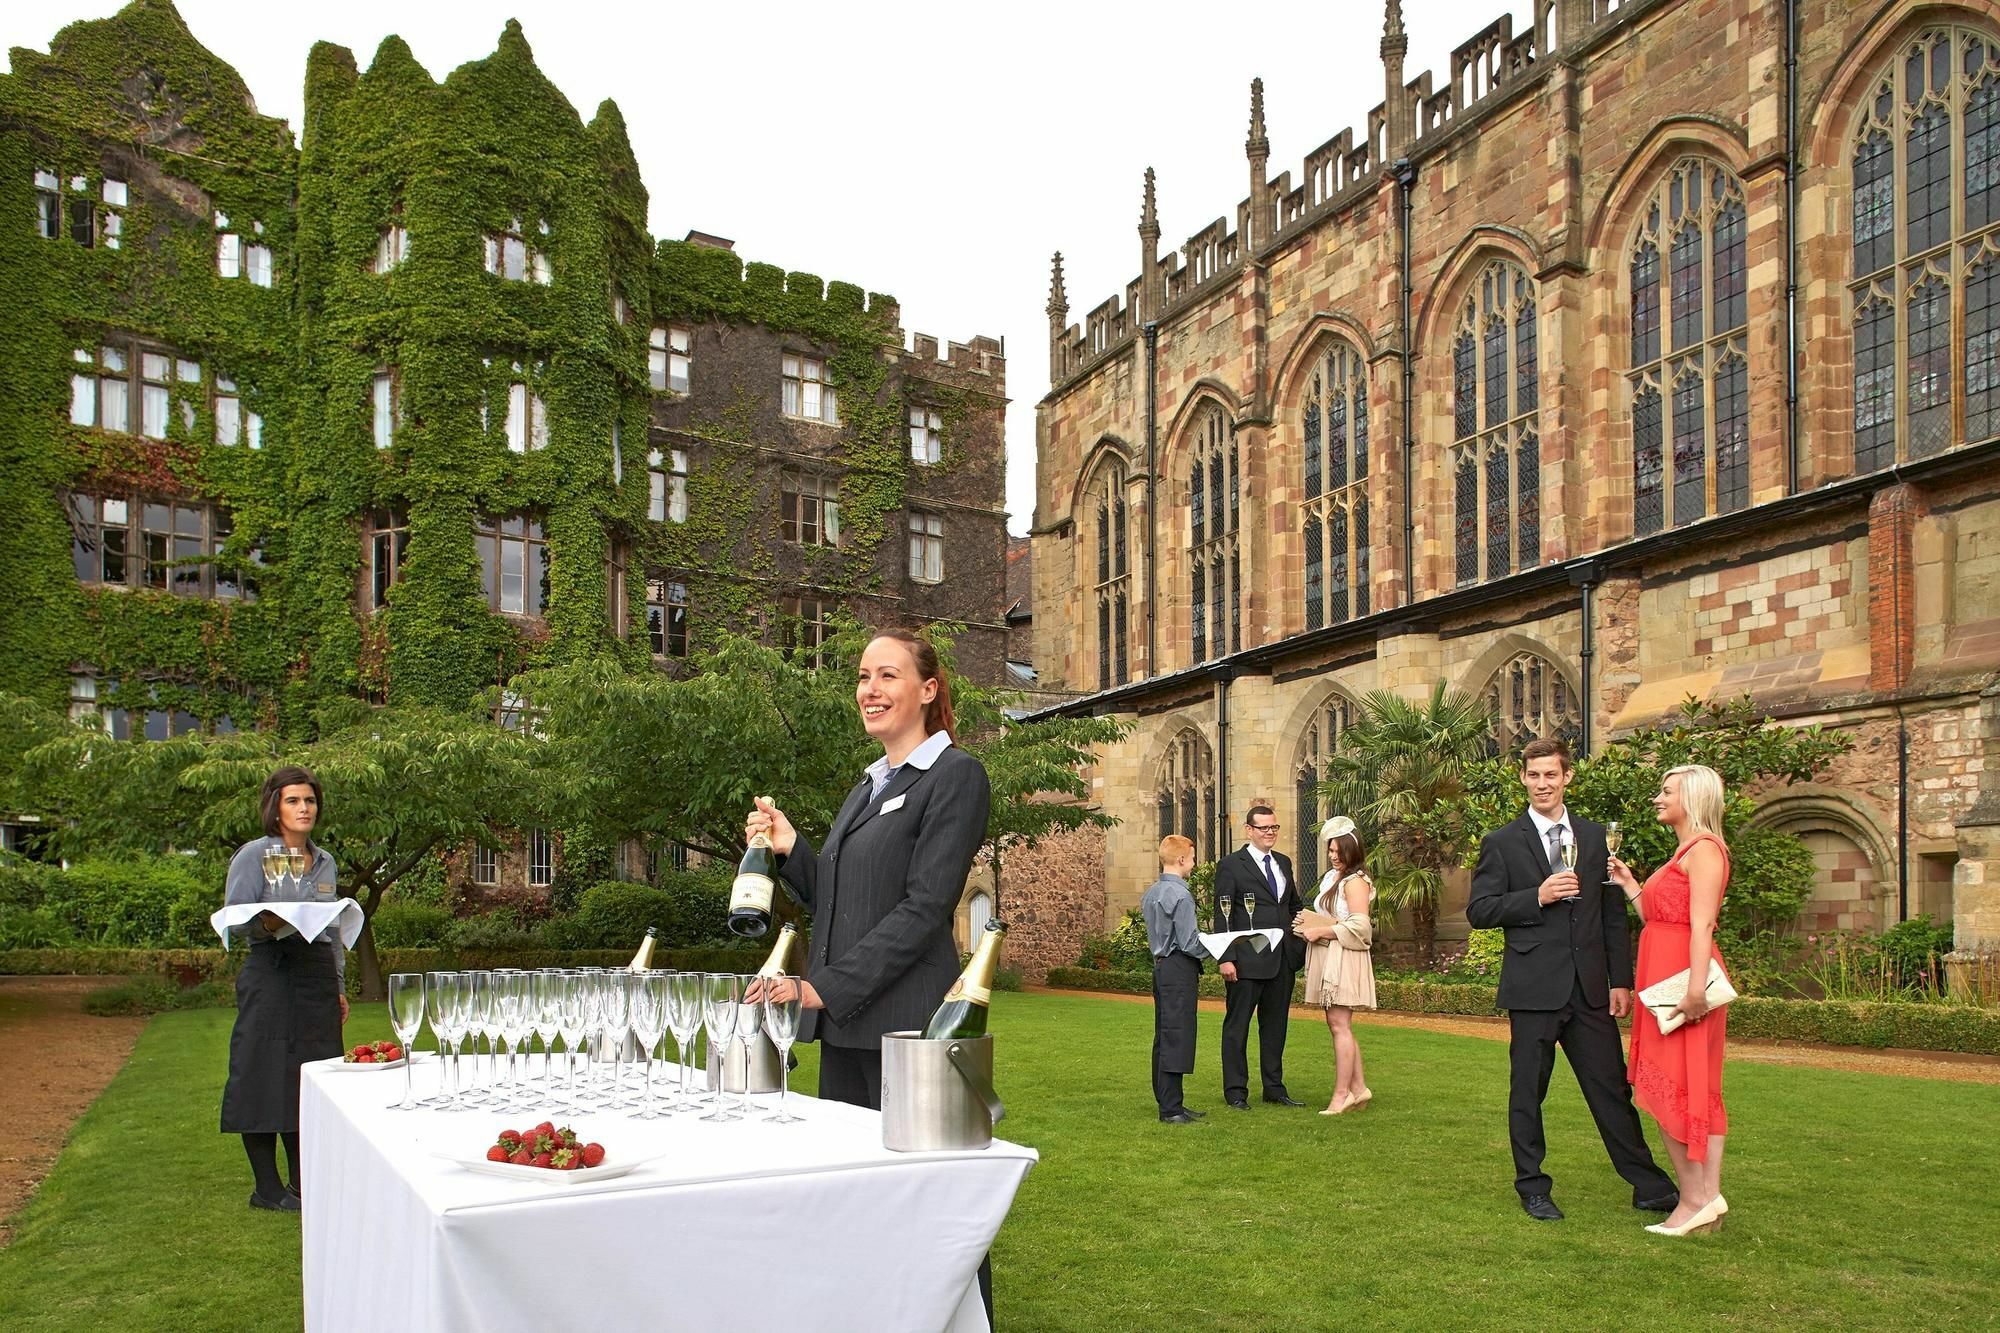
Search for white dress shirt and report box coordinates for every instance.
[1240,842,1289,898]
[1527,806,1574,867]
[864,728,953,801]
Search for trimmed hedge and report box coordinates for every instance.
[0,945,764,993]
[1040,968,2000,1055]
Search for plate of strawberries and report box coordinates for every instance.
[439,1120,644,1185]
[325,1039,417,1070]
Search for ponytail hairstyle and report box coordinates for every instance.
[870,627,955,741]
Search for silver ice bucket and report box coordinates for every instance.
[880,1031,1005,1153]
[706,1032,782,1093]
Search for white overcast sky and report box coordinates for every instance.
[7,1,1534,535]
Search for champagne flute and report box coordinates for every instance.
[632,971,667,1119]
[288,846,310,890]
[762,974,804,1124]
[731,974,765,1121]
[422,971,458,1107]
[531,969,560,1095]
[700,974,741,1122]
[386,973,425,1111]
[260,842,283,894]
[497,970,529,1108]
[664,970,703,1113]
[601,971,633,1110]
[1559,833,1579,907]
[462,971,493,1105]
[481,973,506,1093]
[556,971,588,1104]
[1604,821,1625,888]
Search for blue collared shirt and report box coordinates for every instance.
[865,729,953,800]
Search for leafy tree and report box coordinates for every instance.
[0,694,543,999]
[1319,681,1497,968]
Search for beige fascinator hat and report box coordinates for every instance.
[1320,815,1356,846]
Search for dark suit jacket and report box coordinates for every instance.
[776,745,991,1048]
[1211,846,1306,979]
[1465,810,1633,1011]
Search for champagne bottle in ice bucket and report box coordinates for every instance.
[922,919,1007,1040]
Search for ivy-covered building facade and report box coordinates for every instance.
[0,4,1009,886]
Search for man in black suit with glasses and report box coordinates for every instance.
[1212,802,1306,1110]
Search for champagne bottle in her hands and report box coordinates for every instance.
[627,926,658,972]
[730,832,777,939]
[755,922,799,977]
[922,919,1007,1040]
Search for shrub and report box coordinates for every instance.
[546,871,734,950]
[446,911,547,951]
[83,975,235,1016]
[1074,907,1154,972]
[1877,916,1956,993]
[369,901,454,948]
[0,904,78,949]
[0,860,64,911]
[47,857,219,948]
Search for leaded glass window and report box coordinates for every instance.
[1628,158,1749,535]
[1300,344,1369,629]
[1850,26,2000,468]
[1189,406,1239,662]
[1451,261,1540,585]
[1155,729,1217,861]
[1091,457,1132,689]
[1484,651,1582,758]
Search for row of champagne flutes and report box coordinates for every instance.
[383,968,805,1123]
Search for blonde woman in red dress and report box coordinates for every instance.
[1607,763,1731,1237]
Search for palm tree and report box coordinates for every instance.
[1318,681,1496,969]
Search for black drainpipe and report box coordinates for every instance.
[1394,157,1418,605]
[1214,667,1232,857]
[1897,712,1910,921]
[1784,0,1800,494]
[1144,322,1160,675]
[1569,562,1598,757]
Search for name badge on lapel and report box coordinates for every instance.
[880,794,908,814]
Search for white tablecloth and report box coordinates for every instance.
[300,1059,1037,1332]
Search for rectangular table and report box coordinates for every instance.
[300,1058,1037,1332]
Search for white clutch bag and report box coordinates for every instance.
[1637,966,1737,1035]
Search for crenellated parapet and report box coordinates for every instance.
[1045,0,1669,389]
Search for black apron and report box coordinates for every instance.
[1151,952,1201,1075]
[220,937,342,1133]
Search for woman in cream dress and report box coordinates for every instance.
[1293,816,1377,1114]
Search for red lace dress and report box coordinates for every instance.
[1628,834,1731,1159]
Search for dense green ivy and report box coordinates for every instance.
[1,2,956,735]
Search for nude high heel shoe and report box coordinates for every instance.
[1645,1195,1725,1237]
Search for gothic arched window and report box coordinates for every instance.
[1292,692,1356,891]
[1630,158,1749,537]
[1302,344,1370,630]
[1451,261,1540,587]
[1483,651,1582,758]
[1090,458,1131,690]
[1189,405,1240,662]
[1851,26,2000,472]
[1154,728,1218,861]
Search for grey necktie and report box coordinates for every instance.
[1546,825,1564,869]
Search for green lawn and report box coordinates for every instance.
[0,992,1994,1330]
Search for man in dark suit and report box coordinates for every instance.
[1466,737,1677,1222]
[1212,801,1307,1109]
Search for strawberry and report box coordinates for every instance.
[355,1051,375,1063]
[556,1126,578,1148]
[580,1142,605,1168]
[508,1147,533,1166]
[382,1045,403,1062]
[530,1152,553,1169]
[533,1121,556,1141]
[498,1129,522,1145]
[485,1145,509,1162]
[550,1147,578,1170]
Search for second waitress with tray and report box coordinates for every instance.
[743,628,991,1110]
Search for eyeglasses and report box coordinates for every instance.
[1247,823,1280,833]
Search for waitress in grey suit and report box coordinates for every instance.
[747,628,992,1109]
[220,765,347,1212]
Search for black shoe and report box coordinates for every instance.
[1520,1194,1563,1222]
[1183,1108,1208,1119]
[1158,1109,1201,1124]
[1225,1098,1250,1111]
[250,1191,301,1213]
[1634,1191,1679,1213]
[1263,1093,1305,1107]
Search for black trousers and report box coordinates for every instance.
[1151,952,1199,1115]
[819,1042,994,1326]
[1220,968,1294,1102]
[1506,979,1675,1201]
